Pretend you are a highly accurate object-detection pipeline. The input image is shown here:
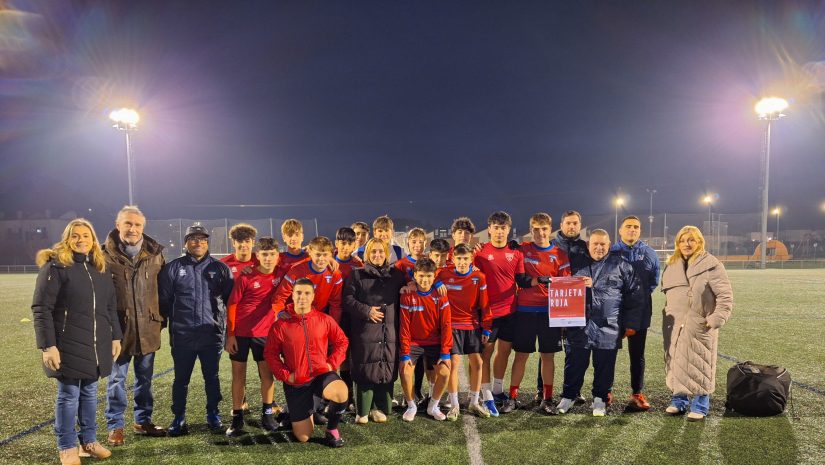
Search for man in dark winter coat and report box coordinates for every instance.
[159,224,233,436]
[103,206,167,445]
[555,229,644,417]
[610,215,661,412]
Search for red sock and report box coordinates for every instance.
[509,385,519,399]
[543,384,554,400]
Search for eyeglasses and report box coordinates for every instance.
[187,237,208,243]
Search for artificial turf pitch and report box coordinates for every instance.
[1,269,823,465]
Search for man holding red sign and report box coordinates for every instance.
[555,229,644,417]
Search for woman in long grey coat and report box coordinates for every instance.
[661,225,733,420]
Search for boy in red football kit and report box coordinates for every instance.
[499,213,571,415]
[395,227,427,279]
[473,211,531,416]
[412,237,451,404]
[446,217,476,267]
[221,223,259,278]
[333,227,363,409]
[399,258,453,422]
[441,244,493,420]
[275,219,308,282]
[272,236,344,323]
[264,278,349,447]
[224,237,281,436]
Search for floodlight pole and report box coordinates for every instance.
[125,130,135,205]
[646,188,656,242]
[759,119,773,269]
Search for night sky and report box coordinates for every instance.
[1,0,824,236]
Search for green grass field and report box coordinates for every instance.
[1,270,823,465]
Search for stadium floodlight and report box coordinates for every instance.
[755,97,789,119]
[755,97,788,269]
[614,196,625,241]
[109,108,140,205]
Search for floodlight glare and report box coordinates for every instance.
[772,208,780,216]
[109,108,140,129]
[703,195,712,205]
[755,97,788,119]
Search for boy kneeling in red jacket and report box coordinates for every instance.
[264,278,349,447]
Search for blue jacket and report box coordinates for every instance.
[159,252,233,349]
[567,253,644,350]
[551,233,590,274]
[610,240,660,329]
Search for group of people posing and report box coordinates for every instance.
[32,206,733,465]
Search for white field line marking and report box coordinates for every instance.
[458,360,485,465]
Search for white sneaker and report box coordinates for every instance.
[402,406,417,422]
[446,406,460,422]
[592,397,607,417]
[556,397,575,414]
[427,407,446,421]
[391,398,400,407]
[369,409,387,423]
[468,403,491,418]
[354,415,368,424]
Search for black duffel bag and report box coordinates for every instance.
[725,361,791,416]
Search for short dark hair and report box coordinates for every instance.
[451,217,476,234]
[413,257,437,274]
[351,221,369,232]
[488,211,512,226]
[336,227,356,242]
[561,210,582,222]
[256,236,279,251]
[453,244,473,256]
[294,277,315,290]
[229,223,257,242]
[429,238,450,253]
[621,215,641,224]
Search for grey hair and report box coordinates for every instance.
[590,228,610,240]
[116,205,146,223]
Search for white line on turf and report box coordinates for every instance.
[458,361,485,465]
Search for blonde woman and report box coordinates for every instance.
[661,226,732,421]
[32,219,122,465]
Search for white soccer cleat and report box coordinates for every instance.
[427,407,446,421]
[369,409,387,423]
[446,406,460,422]
[556,397,575,415]
[592,397,607,417]
[402,406,417,422]
[468,403,491,418]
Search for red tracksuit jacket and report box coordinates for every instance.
[264,304,349,386]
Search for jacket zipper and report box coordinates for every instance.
[301,313,312,379]
[62,309,68,333]
[83,262,100,367]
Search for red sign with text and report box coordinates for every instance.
[547,276,587,327]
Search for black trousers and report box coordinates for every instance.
[561,345,618,401]
[626,328,647,394]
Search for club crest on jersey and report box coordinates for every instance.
[449,278,455,283]
[178,269,187,277]
[487,254,494,260]
[272,278,279,286]
[505,253,515,262]
[471,277,479,285]
[325,275,332,283]
[231,266,237,274]
[253,281,261,289]
[208,271,216,279]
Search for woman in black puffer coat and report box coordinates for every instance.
[32,218,122,464]
[343,238,407,423]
